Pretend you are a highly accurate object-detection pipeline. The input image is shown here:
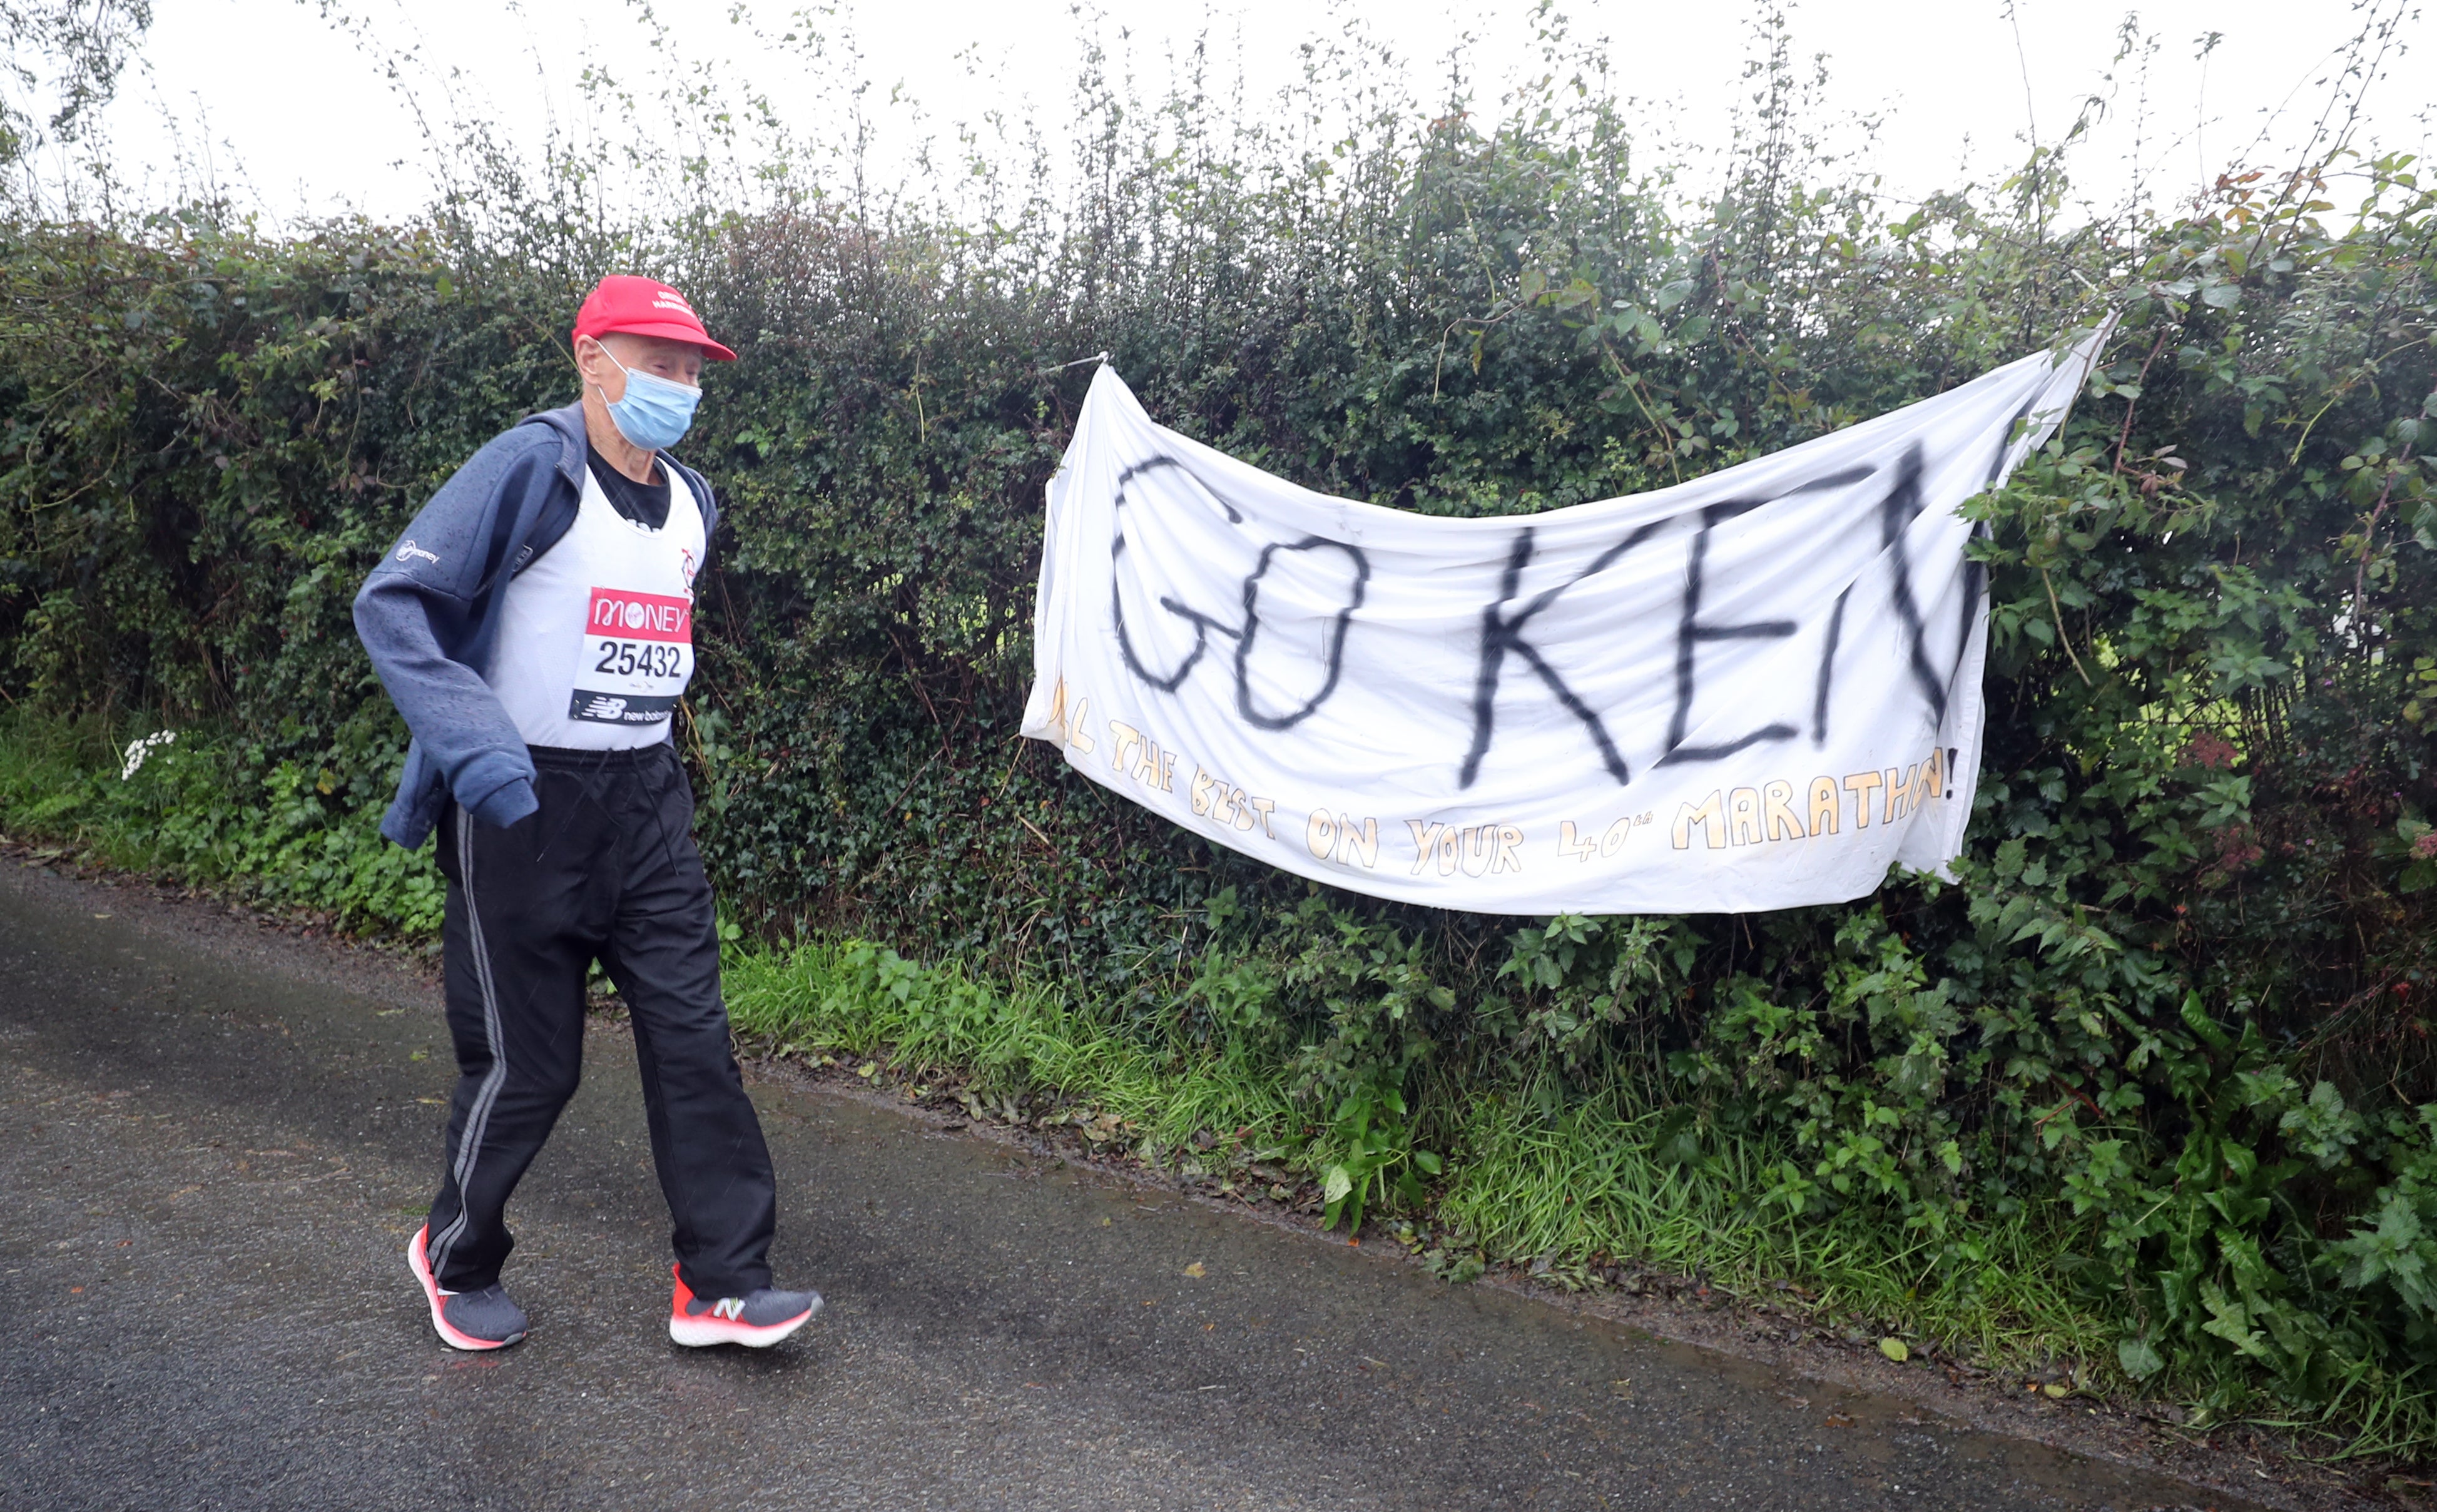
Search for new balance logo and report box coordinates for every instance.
[712,1297,745,1321]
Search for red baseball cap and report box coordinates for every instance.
[572,275,738,362]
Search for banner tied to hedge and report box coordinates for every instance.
[1022,330,2107,914]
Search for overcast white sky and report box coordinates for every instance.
[88,0,2429,226]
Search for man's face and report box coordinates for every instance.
[577,332,706,405]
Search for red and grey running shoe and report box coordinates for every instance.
[667,1263,823,1348]
[407,1224,529,1351]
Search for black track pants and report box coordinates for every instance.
[424,742,776,1299]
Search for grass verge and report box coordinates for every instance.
[725,938,1301,1156]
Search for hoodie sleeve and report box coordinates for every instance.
[352,429,555,830]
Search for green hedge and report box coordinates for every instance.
[5,48,2437,1449]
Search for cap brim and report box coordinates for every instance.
[591,320,739,362]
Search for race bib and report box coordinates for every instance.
[571,586,693,724]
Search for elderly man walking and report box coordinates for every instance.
[354,275,820,1351]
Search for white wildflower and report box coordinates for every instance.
[120,729,176,781]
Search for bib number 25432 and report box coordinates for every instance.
[572,587,692,724]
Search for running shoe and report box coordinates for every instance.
[407,1224,529,1351]
[667,1264,823,1348]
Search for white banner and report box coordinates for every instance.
[1022,333,2103,914]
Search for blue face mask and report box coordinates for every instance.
[599,348,703,452]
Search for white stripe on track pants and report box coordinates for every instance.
[424,741,778,1299]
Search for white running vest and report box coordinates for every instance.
[486,457,706,750]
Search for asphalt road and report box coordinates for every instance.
[0,858,2254,1511]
